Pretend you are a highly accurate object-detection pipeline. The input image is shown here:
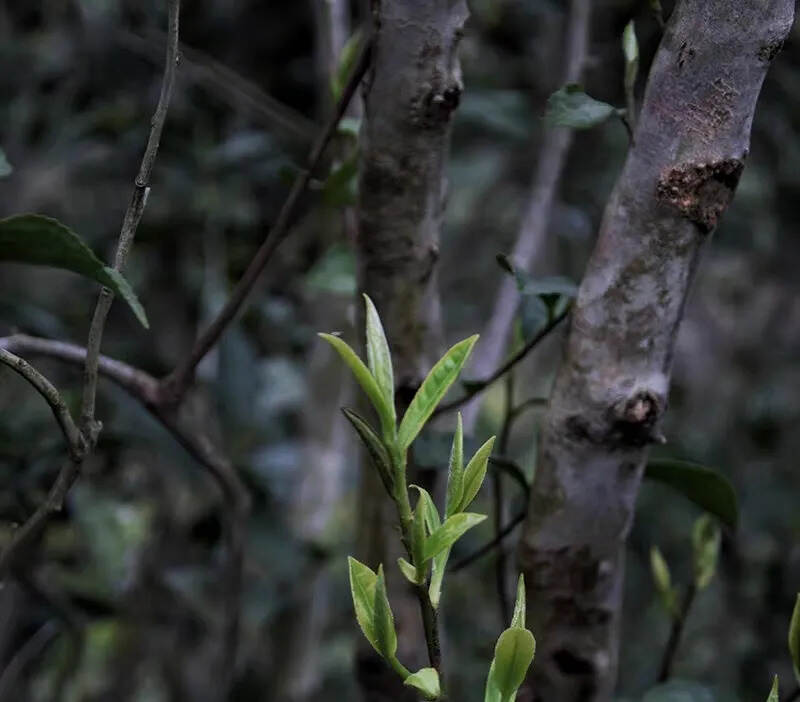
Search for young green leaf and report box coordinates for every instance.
[411,485,441,532]
[397,335,479,451]
[0,214,148,327]
[429,546,450,610]
[373,565,398,660]
[342,408,393,494]
[423,512,487,562]
[404,667,440,700]
[455,436,496,514]
[411,500,427,579]
[397,557,418,585]
[491,627,536,702]
[331,29,363,101]
[510,574,526,629]
[544,84,617,130]
[348,557,379,652]
[484,660,502,702]
[650,546,678,618]
[691,514,720,590]
[363,294,395,424]
[767,675,779,702]
[319,333,394,433]
[789,593,800,682]
[445,413,465,517]
[645,459,738,529]
[622,20,639,65]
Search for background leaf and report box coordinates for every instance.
[642,681,715,702]
[544,84,617,130]
[645,459,739,529]
[789,593,800,681]
[0,214,147,327]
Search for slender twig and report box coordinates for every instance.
[450,510,526,573]
[434,308,569,417]
[509,396,548,420]
[0,621,59,702]
[460,0,591,431]
[489,457,531,499]
[0,349,83,460]
[657,582,697,682]
[163,36,372,403]
[81,0,181,434]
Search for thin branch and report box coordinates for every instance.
[81,0,181,432]
[163,36,372,403]
[461,0,591,431]
[489,456,531,500]
[0,349,83,460]
[449,509,526,573]
[434,307,569,417]
[657,582,697,682]
[0,334,160,405]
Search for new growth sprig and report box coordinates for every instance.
[320,295,537,701]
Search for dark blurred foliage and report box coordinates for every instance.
[0,1,799,700]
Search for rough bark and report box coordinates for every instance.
[517,2,794,700]
[354,0,467,697]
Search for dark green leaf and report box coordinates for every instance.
[645,459,738,529]
[544,84,617,130]
[397,335,479,450]
[342,408,393,495]
[322,156,358,207]
[0,214,148,327]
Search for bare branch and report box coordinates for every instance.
[434,307,569,417]
[163,36,372,403]
[0,349,83,460]
[461,0,591,431]
[81,0,181,432]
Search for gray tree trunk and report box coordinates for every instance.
[354,0,467,698]
[517,2,794,700]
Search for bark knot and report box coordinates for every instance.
[758,39,785,62]
[656,158,744,233]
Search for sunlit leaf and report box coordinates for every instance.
[411,485,441,532]
[348,557,379,652]
[319,333,394,434]
[491,627,536,702]
[373,565,398,659]
[404,667,440,700]
[0,214,148,327]
[342,408,393,494]
[363,294,395,425]
[455,436,496,514]
[510,574,526,629]
[397,557,418,585]
[397,335,479,450]
[445,413,465,518]
[423,512,486,562]
[645,459,738,529]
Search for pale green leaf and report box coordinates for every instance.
[445,412,464,517]
[455,436,496,513]
[373,565,397,659]
[319,333,394,433]
[645,459,738,529]
[650,546,678,618]
[411,485,441,532]
[789,593,800,682]
[767,675,779,702]
[423,512,486,562]
[348,557,379,652]
[363,294,395,425]
[492,627,536,702]
[397,557,418,585]
[544,84,617,130]
[691,514,720,590]
[0,214,148,327]
[484,659,502,702]
[397,335,479,451]
[622,20,639,64]
[429,546,450,610]
[510,574,526,629]
[342,408,393,495]
[404,667,440,700]
[411,500,427,579]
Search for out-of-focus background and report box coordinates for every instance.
[0,1,798,700]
